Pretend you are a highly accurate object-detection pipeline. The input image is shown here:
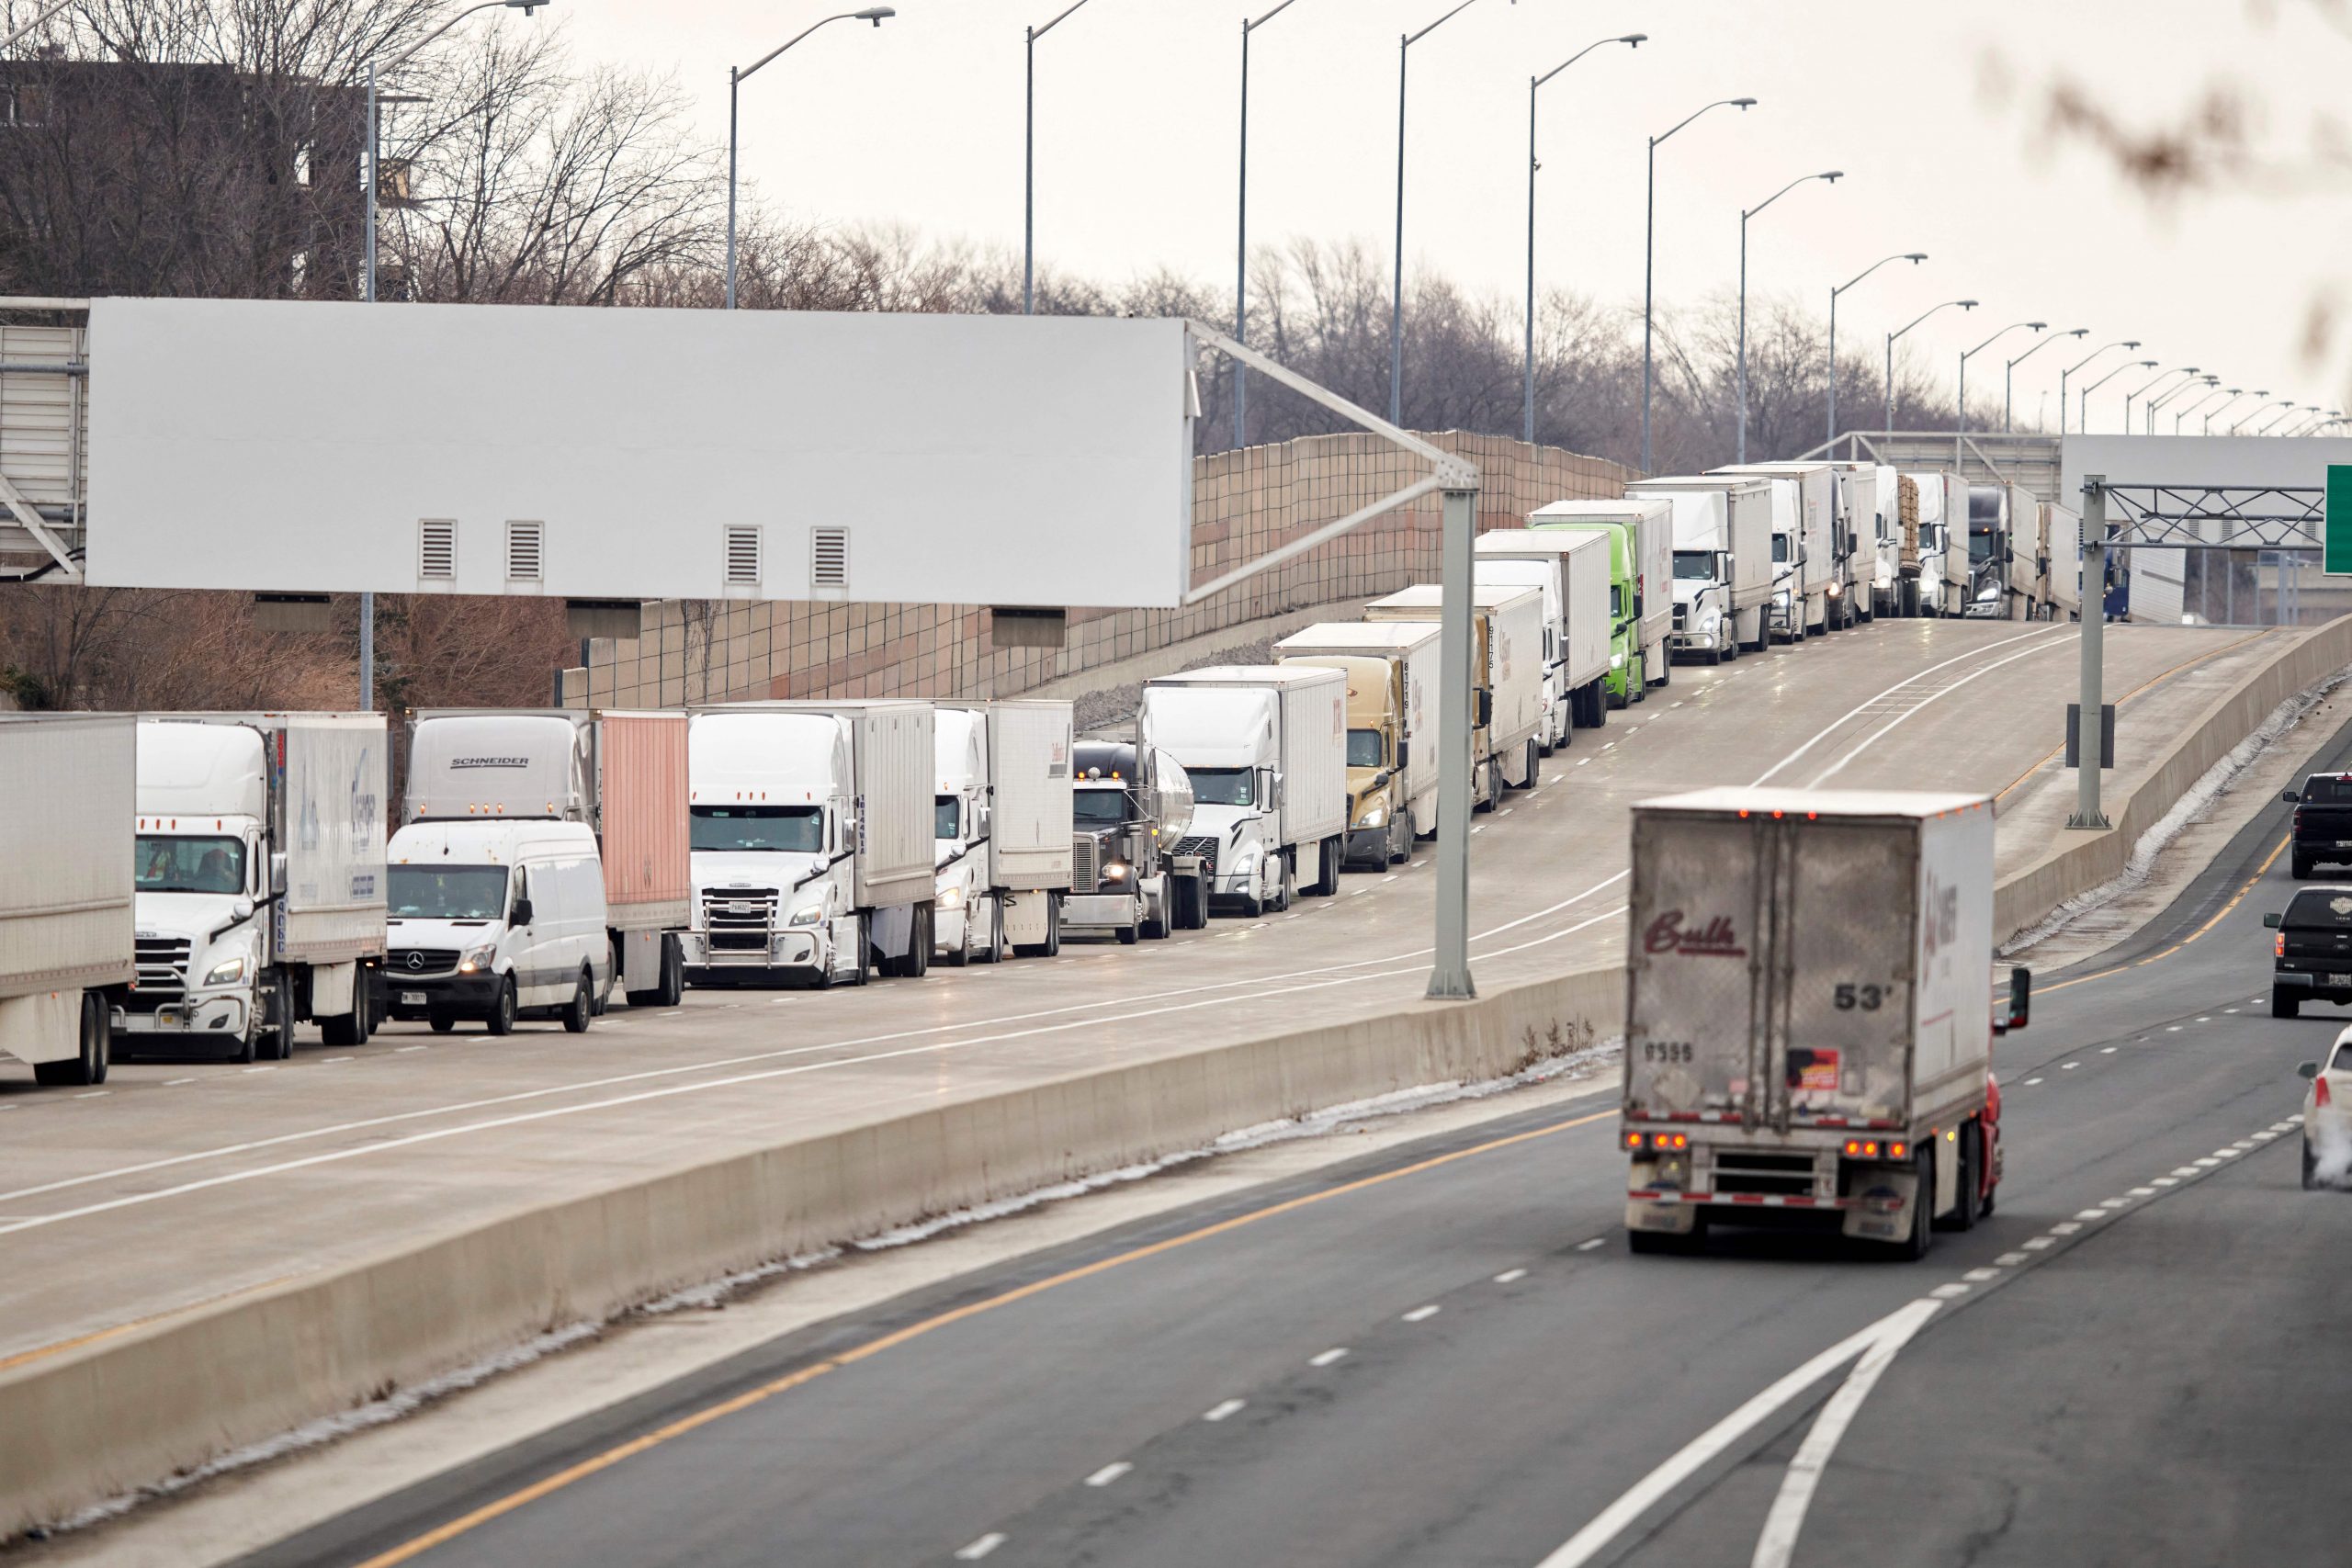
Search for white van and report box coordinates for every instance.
[382,819,611,1034]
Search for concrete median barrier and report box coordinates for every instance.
[0,964,1622,1537]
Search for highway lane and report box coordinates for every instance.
[0,623,2272,1372]
[219,671,2352,1568]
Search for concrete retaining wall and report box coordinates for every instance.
[0,966,1623,1537]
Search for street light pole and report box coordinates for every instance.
[1522,32,1644,444]
[1825,251,1924,446]
[2256,402,2306,436]
[2147,373,2214,434]
[2232,398,2294,435]
[361,0,548,713]
[1642,95,1754,474]
[1024,0,1096,316]
[1235,0,1308,450]
[1957,320,2043,464]
[2081,357,2155,434]
[1390,0,1503,427]
[2124,366,2194,434]
[1883,298,1975,434]
[1735,168,1840,462]
[2002,326,2084,432]
[2059,339,2138,434]
[2197,388,2250,434]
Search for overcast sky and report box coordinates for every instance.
[548,0,2344,434]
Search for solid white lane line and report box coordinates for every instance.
[1536,1303,1930,1568]
[1309,1348,1350,1367]
[1748,1300,1939,1568]
[1203,1399,1246,1423]
[1494,1269,1528,1284]
[1402,1305,1441,1323]
[1808,636,2073,786]
[1749,626,2061,786]
[955,1532,1006,1560]
[1084,1462,1132,1487]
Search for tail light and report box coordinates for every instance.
[2317,1077,2333,1109]
[2278,932,2288,958]
[1624,1129,1690,1152]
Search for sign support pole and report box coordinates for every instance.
[1428,481,1479,998]
[2069,474,2109,830]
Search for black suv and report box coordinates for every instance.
[2282,773,2352,878]
[2265,885,2352,1017]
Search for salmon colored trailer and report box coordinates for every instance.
[596,711,691,929]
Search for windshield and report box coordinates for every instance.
[1189,767,1256,807]
[934,795,961,840]
[1346,729,1385,769]
[388,865,509,921]
[1672,551,1714,581]
[2302,776,2352,806]
[136,835,245,895]
[1611,583,1627,617]
[691,805,823,853]
[1074,788,1130,826]
[1771,535,1790,563]
[1969,524,1998,564]
[2285,888,2352,929]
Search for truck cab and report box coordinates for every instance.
[128,738,271,1053]
[1965,485,2009,617]
[1062,740,1204,940]
[933,706,1003,964]
[1764,479,1805,644]
[684,710,864,987]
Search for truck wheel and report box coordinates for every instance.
[1044,894,1061,956]
[661,937,685,1006]
[1141,893,1169,941]
[35,994,109,1087]
[945,907,974,965]
[1315,837,1341,896]
[850,915,870,984]
[982,899,1008,961]
[1892,1152,1935,1261]
[562,968,593,1033]
[2274,987,2301,1020]
[1521,739,1540,791]
[430,1015,457,1033]
[320,975,368,1049]
[486,976,518,1036]
[1273,852,1295,913]
[1117,917,1140,944]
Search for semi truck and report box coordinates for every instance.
[123,713,389,1060]
[1871,464,1903,617]
[1363,582,1547,807]
[2041,501,2085,620]
[1622,787,2020,1259]
[403,708,690,1008]
[1474,527,1614,739]
[1964,484,2014,618]
[1627,478,1773,662]
[1759,476,1808,645]
[1525,497,1676,705]
[933,701,1075,963]
[1905,470,1970,617]
[0,714,134,1085]
[1713,462,1847,632]
[1063,736,1207,940]
[1139,665,1347,916]
[1274,618,1440,865]
[684,701,935,985]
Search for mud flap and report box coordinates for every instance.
[1842,1165,1922,1243]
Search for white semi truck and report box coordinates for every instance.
[1474,527,1614,741]
[124,713,388,1060]
[0,714,134,1085]
[1628,478,1773,662]
[1905,470,1970,616]
[684,701,935,985]
[1274,619,1440,865]
[1622,788,2021,1259]
[1713,462,1847,632]
[933,701,1075,963]
[404,709,691,1008]
[1140,665,1347,916]
[1363,583,1547,807]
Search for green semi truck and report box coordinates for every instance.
[1525,499,1675,708]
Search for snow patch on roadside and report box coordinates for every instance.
[2004,673,2347,957]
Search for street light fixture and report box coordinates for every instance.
[2124,366,2196,434]
[1233,0,1313,449]
[2001,326,2086,432]
[1642,95,1755,473]
[1883,299,1974,434]
[1825,251,1924,446]
[359,0,548,713]
[2147,372,2216,434]
[1522,32,1645,444]
[728,7,894,311]
[1957,321,2042,453]
[1390,0,1512,426]
[2060,339,2138,434]
[2232,397,2295,435]
[1024,0,1099,316]
[1735,169,1841,462]
[2082,358,2155,433]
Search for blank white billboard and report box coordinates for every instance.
[83,298,1194,608]
[2059,434,2352,506]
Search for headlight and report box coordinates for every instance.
[1609,651,1624,669]
[1232,850,1260,875]
[1773,589,1791,608]
[457,943,497,975]
[1826,580,1842,598]
[203,955,246,986]
[1355,806,1385,829]
[1976,582,1999,603]
[936,884,966,909]
[1102,861,1132,882]
[787,906,824,927]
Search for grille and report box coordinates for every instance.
[1672,604,1689,633]
[505,520,544,582]
[1174,835,1219,876]
[418,518,457,581]
[1711,1149,1817,1198]
[390,948,461,976]
[810,526,849,591]
[703,888,779,955]
[132,936,190,1000]
[724,525,762,585]
[1071,835,1099,895]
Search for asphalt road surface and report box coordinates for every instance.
[228,655,2352,1567]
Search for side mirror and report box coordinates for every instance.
[975,804,992,839]
[1395,739,1409,771]
[232,897,254,922]
[2301,1061,2322,1080]
[1475,689,1494,728]
[2263,912,2283,929]
[2005,966,2031,1032]
[2283,790,2301,805]
[1633,592,1645,618]
[510,897,534,928]
[269,852,288,897]
[1369,769,1391,790]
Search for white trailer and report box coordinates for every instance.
[1141,665,1348,915]
[1904,470,1970,616]
[1713,463,1845,632]
[933,700,1074,963]
[407,708,691,1006]
[1274,619,1441,864]
[1626,478,1774,661]
[1872,464,1903,616]
[1363,583,1547,805]
[684,701,936,985]
[0,714,134,1086]
[125,714,388,1061]
[1523,497,1677,700]
[2041,501,2085,619]
[1622,787,2014,1258]
[1475,527,1614,741]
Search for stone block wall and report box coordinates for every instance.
[559,429,1632,708]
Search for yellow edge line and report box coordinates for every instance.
[355,1107,1619,1568]
[2041,830,2291,995]
[1994,628,2272,806]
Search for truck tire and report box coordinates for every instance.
[320,976,368,1049]
[850,914,870,984]
[487,975,519,1035]
[34,994,109,1087]
[1181,875,1210,929]
[1117,918,1139,945]
[1315,837,1341,896]
[1521,739,1540,792]
[902,906,933,977]
[661,936,685,1006]
[430,1015,458,1033]
[269,971,298,1059]
[984,898,1009,960]
[1273,852,1295,913]
[2274,987,2301,1020]
[1044,894,1061,956]
[563,968,594,1033]
[1893,1152,1935,1261]
[945,907,974,965]
[1141,892,1168,941]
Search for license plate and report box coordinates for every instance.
[401,990,427,1006]
[157,1010,176,1026]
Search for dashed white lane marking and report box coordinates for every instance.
[1670,701,1685,708]
[2052,1222,2083,1235]
[1402,1305,1442,1323]
[2098,1198,2131,1210]
[1499,807,1514,817]
[2212,1147,2242,1159]
[1962,1268,2001,1283]
[2275,1119,2302,1132]
[74,1090,108,1100]
[2193,1156,2221,1168]
[241,1066,276,1075]
[2099,1046,2118,1055]
[164,1077,197,1086]
[955,1532,1006,1560]
[2224,1007,2239,1014]
[2170,1165,2200,1177]
[1384,874,1399,884]
[319,1056,353,1066]
[1928,1282,1971,1300]
[2165,1025,2182,1033]
[2129,1186,2158,1197]
[2022,1236,2056,1250]
[2075,1209,2110,1221]
[2023,1077,2043,1086]
[1494,1268,1529,1284]
[657,1011,684,1020]
[2153,1177,2179,1187]
[1084,1461,1132,1487]
[1577,1237,1606,1251]
[1470,826,1484,835]
[1576,758,1591,767]
[394,1044,428,1054]
[1203,1399,1246,1423]
[2196,1016,2213,1023]
[2062,1063,2080,1071]
[1308,1348,1350,1368]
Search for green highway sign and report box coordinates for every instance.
[2331,465,2352,574]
